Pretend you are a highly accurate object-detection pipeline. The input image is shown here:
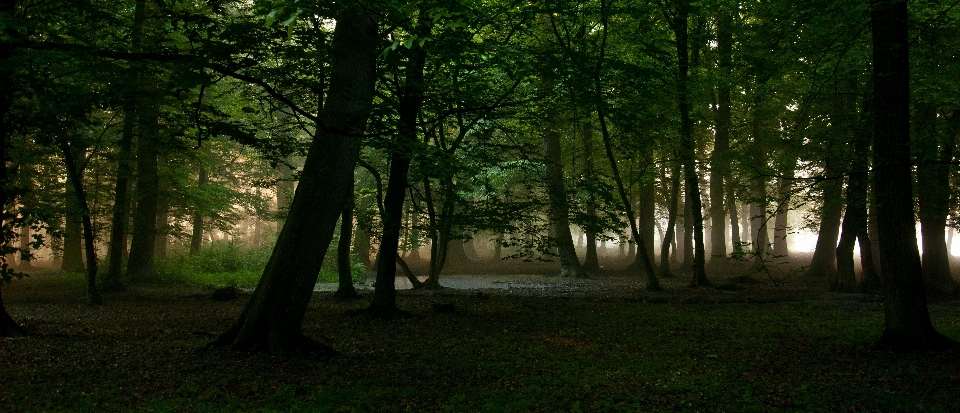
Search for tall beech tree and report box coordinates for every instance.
[212,5,379,354]
[869,0,956,351]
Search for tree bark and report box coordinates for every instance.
[212,6,378,355]
[660,160,681,277]
[103,103,134,291]
[61,146,85,272]
[870,0,957,350]
[125,92,160,282]
[59,142,102,305]
[709,7,732,259]
[190,151,208,254]
[804,157,843,278]
[542,102,586,278]
[595,1,658,290]
[673,1,709,286]
[581,121,600,272]
[835,132,872,293]
[772,164,792,257]
[916,106,958,295]
[370,30,430,314]
[334,176,360,299]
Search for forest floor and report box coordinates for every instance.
[3,258,960,412]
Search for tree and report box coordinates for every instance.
[212,5,379,354]
[870,0,956,351]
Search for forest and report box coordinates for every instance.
[1,0,960,411]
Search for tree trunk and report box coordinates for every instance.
[59,142,102,305]
[834,135,872,293]
[772,165,792,257]
[673,1,709,286]
[870,0,957,350]
[542,103,586,278]
[190,152,208,254]
[61,147,85,272]
[581,121,600,272]
[916,106,958,295]
[370,33,430,314]
[103,103,135,291]
[804,157,843,278]
[125,94,160,282]
[860,182,883,291]
[709,7,732,260]
[334,176,360,299]
[660,160,681,277]
[154,194,168,260]
[726,180,741,252]
[212,6,378,355]
[681,194,693,272]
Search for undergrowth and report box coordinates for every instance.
[153,243,366,287]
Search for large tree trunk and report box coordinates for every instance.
[870,0,957,351]
[673,2,709,286]
[804,156,844,278]
[709,7,732,260]
[61,146,85,272]
[916,106,958,295]
[212,7,378,355]
[59,142,102,305]
[125,94,160,282]
[542,103,586,278]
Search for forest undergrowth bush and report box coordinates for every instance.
[154,242,365,287]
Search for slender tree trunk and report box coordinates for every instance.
[870,0,957,350]
[681,194,693,271]
[660,160,681,277]
[916,106,958,295]
[190,152,208,254]
[772,165,793,257]
[804,157,844,278]
[727,180,741,252]
[710,7,732,260]
[860,181,883,291]
[59,142,102,305]
[334,176,360,299]
[154,195,168,260]
[212,7,378,354]
[594,1,658,290]
[673,1,709,286]
[640,168,657,269]
[581,122,599,272]
[103,108,135,291]
[370,35,430,314]
[835,152,871,292]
